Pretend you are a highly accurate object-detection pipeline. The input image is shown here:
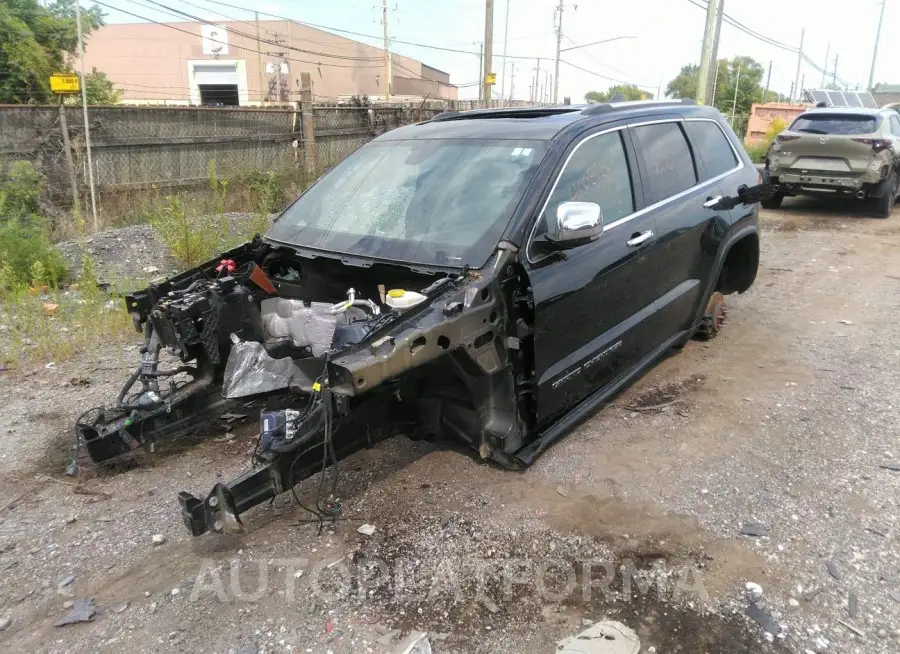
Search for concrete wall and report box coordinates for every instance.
[745,102,808,144]
[83,20,457,105]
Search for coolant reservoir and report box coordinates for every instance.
[385,289,427,312]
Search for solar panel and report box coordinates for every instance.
[859,92,878,108]
[845,92,863,107]
[827,90,848,107]
[811,90,830,105]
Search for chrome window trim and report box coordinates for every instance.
[526,116,745,264]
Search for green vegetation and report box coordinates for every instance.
[0,161,67,288]
[666,56,787,117]
[585,85,653,103]
[0,0,119,105]
[145,164,295,268]
[0,160,133,368]
[746,117,787,164]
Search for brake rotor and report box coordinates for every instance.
[706,292,726,334]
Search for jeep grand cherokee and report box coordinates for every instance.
[74,101,767,536]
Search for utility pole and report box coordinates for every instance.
[509,62,515,105]
[705,0,724,104]
[255,12,264,104]
[731,62,741,124]
[533,58,541,104]
[476,42,484,100]
[821,43,830,87]
[868,0,886,90]
[553,0,564,104]
[75,1,97,230]
[833,53,838,86]
[382,0,391,101]
[764,60,772,102]
[499,0,510,102]
[800,73,805,101]
[695,0,718,104]
[792,27,804,102]
[482,0,494,104]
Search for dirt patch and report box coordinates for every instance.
[623,374,705,412]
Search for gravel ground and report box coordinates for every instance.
[1,198,899,653]
[56,225,177,285]
[56,213,276,284]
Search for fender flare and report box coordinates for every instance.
[688,223,759,331]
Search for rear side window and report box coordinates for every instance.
[537,130,634,237]
[631,122,698,205]
[684,121,738,181]
[789,113,879,135]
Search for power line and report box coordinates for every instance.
[139,0,384,62]
[193,0,548,61]
[99,0,465,91]
[686,0,850,89]
[94,1,382,69]
[561,35,648,86]
[558,59,655,89]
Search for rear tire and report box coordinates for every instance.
[760,192,784,210]
[872,173,899,219]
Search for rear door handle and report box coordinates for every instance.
[626,230,654,247]
[703,195,724,209]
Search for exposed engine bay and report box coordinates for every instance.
[75,237,539,536]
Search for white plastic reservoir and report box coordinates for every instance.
[384,289,427,312]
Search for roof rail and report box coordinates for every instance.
[582,98,696,116]
[428,106,582,123]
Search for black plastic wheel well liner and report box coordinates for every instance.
[716,232,759,295]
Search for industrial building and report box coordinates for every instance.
[82,19,458,106]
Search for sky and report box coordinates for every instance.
[100,0,897,103]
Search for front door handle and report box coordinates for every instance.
[703,195,724,209]
[626,230,654,247]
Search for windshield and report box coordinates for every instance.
[266,138,547,268]
[790,114,879,135]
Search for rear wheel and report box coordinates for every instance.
[872,172,899,219]
[760,192,784,210]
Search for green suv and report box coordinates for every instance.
[764,107,900,217]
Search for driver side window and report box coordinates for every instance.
[536,129,635,238]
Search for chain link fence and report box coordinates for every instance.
[0,99,538,235]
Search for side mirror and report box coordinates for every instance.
[548,201,604,248]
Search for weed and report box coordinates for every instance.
[0,220,68,287]
[147,193,220,268]
[0,254,135,369]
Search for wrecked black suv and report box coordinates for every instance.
[76,101,765,536]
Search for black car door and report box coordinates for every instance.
[525,125,661,426]
[628,117,738,333]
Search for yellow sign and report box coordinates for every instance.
[50,74,80,94]
[485,72,497,85]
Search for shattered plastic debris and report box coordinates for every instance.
[394,631,432,654]
[746,602,779,636]
[357,524,376,536]
[54,598,96,626]
[556,621,640,653]
[221,339,302,399]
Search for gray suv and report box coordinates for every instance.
[764,107,900,217]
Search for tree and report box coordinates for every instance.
[666,64,699,100]
[584,84,653,103]
[666,56,768,117]
[0,0,109,104]
[83,68,121,104]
